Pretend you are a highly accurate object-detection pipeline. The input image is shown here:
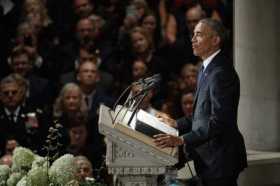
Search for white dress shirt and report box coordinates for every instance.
[202,49,221,72]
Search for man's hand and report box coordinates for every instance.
[153,134,184,148]
[156,112,177,128]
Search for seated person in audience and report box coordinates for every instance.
[0,137,17,167]
[179,63,198,93]
[57,17,116,76]
[131,59,148,81]
[0,154,13,167]
[131,83,158,116]
[180,91,194,119]
[66,119,105,180]
[75,155,94,181]
[0,74,49,155]
[159,80,182,118]
[73,0,95,19]
[130,26,167,79]
[13,20,59,81]
[76,60,113,136]
[53,82,105,153]
[4,137,18,155]
[141,10,162,51]
[158,91,195,169]
[8,45,54,109]
[59,45,113,94]
[53,83,88,128]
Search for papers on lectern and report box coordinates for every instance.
[135,109,178,137]
[114,105,178,138]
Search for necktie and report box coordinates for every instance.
[197,65,204,87]
[9,113,15,123]
[85,96,89,107]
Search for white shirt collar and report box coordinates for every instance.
[202,49,221,71]
[4,106,21,122]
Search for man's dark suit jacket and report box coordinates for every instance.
[177,52,247,179]
[0,104,49,156]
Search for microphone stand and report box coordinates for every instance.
[127,90,149,127]
[112,84,133,125]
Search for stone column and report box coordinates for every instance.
[235,0,280,151]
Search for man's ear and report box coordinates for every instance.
[212,35,221,47]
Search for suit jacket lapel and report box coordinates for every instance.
[192,52,223,112]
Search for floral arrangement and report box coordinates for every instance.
[0,123,106,186]
[0,147,105,186]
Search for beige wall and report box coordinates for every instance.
[235,0,280,151]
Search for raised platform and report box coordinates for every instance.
[177,150,280,186]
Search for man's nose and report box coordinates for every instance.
[191,36,196,43]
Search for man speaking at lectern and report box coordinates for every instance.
[154,18,247,186]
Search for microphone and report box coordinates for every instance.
[129,74,161,101]
[125,74,161,126]
[135,74,161,88]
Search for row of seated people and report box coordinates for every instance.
[2,0,227,81]
[0,62,197,181]
[0,73,111,181]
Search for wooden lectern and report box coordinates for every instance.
[98,104,178,186]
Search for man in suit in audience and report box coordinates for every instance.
[154,19,247,186]
[59,45,113,94]
[76,60,113,144]
[0,74,49,156]
[9,45,54,109]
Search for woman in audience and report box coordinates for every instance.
[66,118,105,181]
[130,26,167,78]
[141,10,162,51]
[131,59,148,81]
[129,26,168,104]
[22,0,52,34]
[20,0,60,80]
[53,83,88,128]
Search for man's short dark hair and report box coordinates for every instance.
[200,18,228,48]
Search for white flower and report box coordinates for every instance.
[49,154,78,185]
[16,176,28,186]
[12,147,35,171]
[0,164,10,182]
[26,167,48,186]
[31,155,48,169]
[7,172,24,186]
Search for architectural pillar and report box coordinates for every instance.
[235,0,280,151]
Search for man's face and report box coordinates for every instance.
[76,19,95,42]
[77,62,98,87]
[74,0,93,18]
[11,54,32,77]
[0,82,25,110]
[5,139,18,154]
[192,22,218,59]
